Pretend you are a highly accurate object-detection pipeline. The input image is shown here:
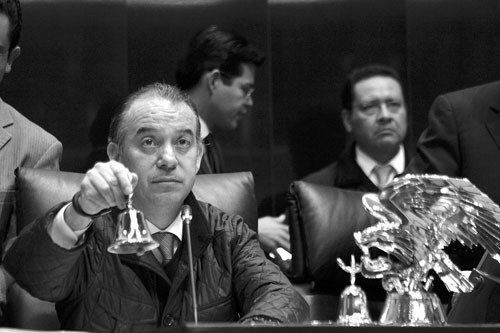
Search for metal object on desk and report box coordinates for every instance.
[336,255,373,326]
[353,174,500,325]
[108,193,159,254]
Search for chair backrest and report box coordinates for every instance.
[15,167,258,233]
[9,167,258,330]
[286,180,373,281]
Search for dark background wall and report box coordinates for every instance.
[3,0,500,215]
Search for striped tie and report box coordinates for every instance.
[152,232,179,266]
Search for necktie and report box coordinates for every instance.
[373,165,395,188]
[153,232,179,266]
[203,134,223,174]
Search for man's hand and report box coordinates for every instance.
[65,161,138,231]
[258,214,290,254]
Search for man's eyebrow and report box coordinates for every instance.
[135,127,156,136]
[179,128,195,136]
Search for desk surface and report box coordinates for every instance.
[2,323,500,333]
[180,323,500,333]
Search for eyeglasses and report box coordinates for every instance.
[220,71,255,99]
[239,84,255,99]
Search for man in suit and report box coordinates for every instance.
[405,81,500,322]
[263,64,410,266]
[0,0,62,323]
[295,64,410,311]
[175,25,264,174]
[175,26,287,257]
[303,64,409,191]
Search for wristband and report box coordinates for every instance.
[71,191,111,219]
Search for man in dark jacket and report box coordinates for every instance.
[298,64,409,315]
[405,81,500,323]
[4,83,309,332]
[303,64,409,191]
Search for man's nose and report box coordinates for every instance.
[378,103,392,119]
[157,145,177,169]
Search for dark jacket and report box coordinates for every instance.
[299,143,411,303]
[406,82,500,271]
[302,143,379,193]
[5,193,309,332]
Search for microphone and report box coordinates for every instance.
[181,205,198,324]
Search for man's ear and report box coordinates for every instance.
[195,141,203,173]
[206,69,222,94]
[5,46,20,74]
[107,142,120,161]
[341,109,352,133]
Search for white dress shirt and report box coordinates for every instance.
[355,145,405,187]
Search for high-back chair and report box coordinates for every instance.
[8,167,258,330]
[286,181,376,320]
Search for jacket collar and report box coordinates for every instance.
[485,88,500,152]
[119,192,213,285]
[334,143,379,192]
[0,98,12,151]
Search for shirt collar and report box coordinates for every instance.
[147,210,183,241]
[355,144,405,177]
[199,116,210,140]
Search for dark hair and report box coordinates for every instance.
[108,83,200,145]
[175,25,265,90]
[341,64,402,111]
[0,0,21,52]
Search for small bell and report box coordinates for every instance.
[336,255,373,326]
[108,193,159,255]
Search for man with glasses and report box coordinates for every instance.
[175,25,264,174]
[175,26,286,258]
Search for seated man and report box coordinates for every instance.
[264,64,410,268]
[299,64,410,311]
[4,83,309,331]
[303,64,409,191]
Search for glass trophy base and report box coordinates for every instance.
[379,291,446,326]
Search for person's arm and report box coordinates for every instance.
[406,94,461,176]
[231,218,309,324]
[4,160,137,303]
[33,140,63,171]
[258,214,290,253]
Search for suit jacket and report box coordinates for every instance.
[0,99,62,248]
[299,143,409,303]
[406,81,500,270]
[302,142,408,192]
[406,81,500,322]
[407,81,500,205]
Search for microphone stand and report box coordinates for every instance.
[182,205,198,324]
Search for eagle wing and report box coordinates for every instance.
[379,174,500,259]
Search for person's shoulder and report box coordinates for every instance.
[198,200,248,233]
[301,161,338,185]
[3,101,60,144]
[442,81,500,99]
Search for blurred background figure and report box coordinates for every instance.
[175,25,265,175]
[406,81,500,323]
[175,25,285,255]
[0,0,62,324]
[303,64,410,190]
